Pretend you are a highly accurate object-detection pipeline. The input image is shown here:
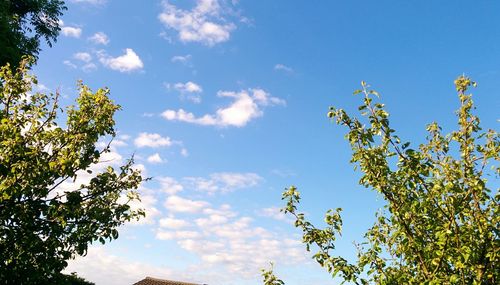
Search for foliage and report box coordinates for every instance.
[59,272,96,285]
[0,0,66,66]
[262,263,285,285]
[0,58,145,283]
[264,77,499,284]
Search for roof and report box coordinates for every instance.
[132,277,204,285]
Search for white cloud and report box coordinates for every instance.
[62,176,311,285]
[185,172,262,194]
[161,89,285,127]
[61,26,82,38]
[156,230,201,240]
[158,0,237,46]
[274,63,294,73]
[127,192,161,226]
[50,148,150,230]
[118,135,131,142]
[63,60,77,69]
[169,81,203,103]
[147,153,164,164]
[134,133,172,148]
[89,32,110,45]
[171,54,192,63]
[82,63,97,72]
[174,81,203,93]
[159,216,190,229]
[99,48,144,72]
[213,172,261,188]
[162,109,216,126]
[258,206,292,222]
[65,246,236,285]
[74,52,92,62]
[181,148,189,157]
[34,83,50,92]
[157,172,260,196]
[202,204,235,217]
[155,205,307,279]
[195,214,229,227]
[158,177,184,195]
[251,89,286,106]
[54,149,125,196]
[65,247,175,285]
[164,195,210,213]
[132,163,147,178]
[66,184,307,284]
[270,169,296,178]
[68,52,98,72]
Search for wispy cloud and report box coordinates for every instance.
[66,174,306,284]
[89,32,110,45]
[63,60,77,69]
[34,83,50,92]
[274,63,294,73]
[156,201,307,278]
[171,54,192,64]
[257,206,293,223]
[81,63,97,72]
[157,177,184,195]
[158,0,238,46]
[162,89,285,127]
[74,52,92,62]
[185,172,262,194]
[173,81,203,93]
[166,81,203,103]
[65,52,98,72]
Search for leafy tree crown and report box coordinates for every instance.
[0,58,145,283]
[0,0,66,66]
[264,76,499,285]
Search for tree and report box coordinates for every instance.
[262,263,284,285]
[264,77,499,284]
[0,0,66,66]
[60,272,96,285]
[0,58,145,283]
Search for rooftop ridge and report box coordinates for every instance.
[133,276,204,285]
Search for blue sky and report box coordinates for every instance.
[32,0,499,284]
